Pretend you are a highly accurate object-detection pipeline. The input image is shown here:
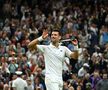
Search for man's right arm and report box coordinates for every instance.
[27,37,41,51]
[28,30,48,51]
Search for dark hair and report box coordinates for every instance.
[51,29,61,36]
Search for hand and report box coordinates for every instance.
[42,29,48,39]
[71,39,78,46]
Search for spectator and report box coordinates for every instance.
[26,77,34,90]
[78,63,89,78]
[12,71,28,90]
[96,72,108,90]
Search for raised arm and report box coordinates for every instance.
[28,29,48,51]
[70,38,79,60]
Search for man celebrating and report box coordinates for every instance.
[28,29,78,90]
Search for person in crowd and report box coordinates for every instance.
[96,72,108,90]
[12,71,28,90]
[78,63,89,78]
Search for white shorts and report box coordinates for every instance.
[45,77,63,90]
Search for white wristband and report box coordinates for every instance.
[37,36,44,41]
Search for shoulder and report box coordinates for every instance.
[12,79,16,83]
[37,45,47,49]
[96,79,103,85]
[23,80,27,84]
[78,67,84,71]
[12,79,17,86]
[59,46,68,50]
[37,45,47,47]
[59,46,68,49]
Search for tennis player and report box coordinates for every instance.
[28,29,78,90]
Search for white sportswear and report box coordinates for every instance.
[37,43,72,80]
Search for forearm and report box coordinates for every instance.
[28,39,38,50]
[28,36,43,50]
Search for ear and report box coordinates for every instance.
[59,36,61,40]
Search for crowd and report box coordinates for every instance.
[0,0,108,90]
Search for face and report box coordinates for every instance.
[51,31,61,43]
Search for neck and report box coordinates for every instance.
[52,42,59,47]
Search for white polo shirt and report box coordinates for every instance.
[37,43,72,81]
[63,57,70,71]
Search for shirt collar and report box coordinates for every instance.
[49,43,61,49]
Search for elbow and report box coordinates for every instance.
[27,43,32,50]
[27,39,38,50]
[27,43,37,51]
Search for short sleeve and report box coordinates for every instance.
[65,46,73,58]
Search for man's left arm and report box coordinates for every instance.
[70,44,79,60]
[65,45,78,60]
[70,38,79,60]
[65,37,79,59]
[70,50,78,60]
